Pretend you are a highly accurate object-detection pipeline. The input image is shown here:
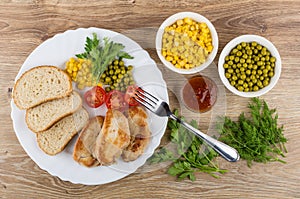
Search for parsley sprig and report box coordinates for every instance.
[76,33,133,82]
[218,98,287,167]
[149,110,227,181]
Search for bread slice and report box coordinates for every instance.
[122,106,151,162]
[13,66,72,110]
[36,108,89,155]
[26,91,82,133]
[94,109,130,165]
[73,116,104,167]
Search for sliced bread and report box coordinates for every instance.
[73,116,104,167]
[36,108,89,155]
[13,66,72,110]
[26,91,82,133]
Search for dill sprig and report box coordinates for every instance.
[218,97,287,167]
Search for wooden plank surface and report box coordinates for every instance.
[1,0,300,198]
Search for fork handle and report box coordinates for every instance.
[169,114,240,162]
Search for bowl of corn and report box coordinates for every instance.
[156,12,218,74]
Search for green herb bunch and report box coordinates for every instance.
[76,33,133,82]
[218,97,287,167]
[149,110,227,181]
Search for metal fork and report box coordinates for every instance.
[134,87,240,162]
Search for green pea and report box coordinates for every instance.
[238,86,244,91]
[128,65,133,70]
[241,74,246,80]
[257,61,263,66]
[270,57,276,63]
[113,60,119,65]
[257,70,262,75]
[263,80,269,86]
[247,50,253,55]
[232,48,238,54]
[242,54,248,59]
[225,73,231,78]
[257,80,263,87]
[253,86,259,91]
[119,60,125,66]
[257,45,262,50]
[236,51,243,57]
[251,42,258,47]
[228,68,234,73]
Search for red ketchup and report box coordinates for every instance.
[182,75,217,113]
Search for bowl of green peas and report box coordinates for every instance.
[218,35,281,97]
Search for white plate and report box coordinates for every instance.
[10,27,169,185]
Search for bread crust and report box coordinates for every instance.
[36,108,89,155]
[13,65,72,110]
[25,91,82,133]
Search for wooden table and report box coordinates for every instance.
[1,0,300,198]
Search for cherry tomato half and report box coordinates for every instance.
[124,85,139,106]
[84,86,106,108]
[105,90,127,112]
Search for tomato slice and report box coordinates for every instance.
[84,86,106,108]
[105,90,127,112]
[124,85,139,106]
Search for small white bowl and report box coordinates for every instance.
[218,35,281,97]
[156,12,218,74]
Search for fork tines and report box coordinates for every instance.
[134,87,159,111]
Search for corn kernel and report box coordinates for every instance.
[184,17,192,25]
[176,19,183,26]
[166,56,173,61]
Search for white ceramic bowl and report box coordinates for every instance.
[218,35,281,97]
[156,12,218,74]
